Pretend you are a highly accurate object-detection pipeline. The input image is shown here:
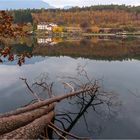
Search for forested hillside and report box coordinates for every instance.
[8,5,140,29]
[32,5,140,28]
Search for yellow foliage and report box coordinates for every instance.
[52,37,63,43]
[52,26,63,33]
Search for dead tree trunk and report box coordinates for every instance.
[0,104,54,135]
[0,85,99,139]
[0,111,55,139]
[0,85,98,118]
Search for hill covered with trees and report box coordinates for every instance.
[31,5,140,29]
[6,5,140,32]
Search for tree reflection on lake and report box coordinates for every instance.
[1,36,140,65]
[0,35,140,138]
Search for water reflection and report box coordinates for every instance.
[18,67,121,139]
[0,35,140,138]
[0,37,33,66]
[0,46,32,66]
[0,36,140,66]
[55,89,120,138]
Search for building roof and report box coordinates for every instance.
[38,22,57,26]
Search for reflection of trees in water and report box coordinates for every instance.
[56,66,120,138]
[54,84,120,138]
[33,37,140,61]
[0,36,34,66]
[21,65,121,139]
[80,39,91,47]
[0,46,32,66]
[1,36,140,65]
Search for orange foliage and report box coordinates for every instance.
[0,46,32,66]
[32,10,140,28]
[0,11,26,38]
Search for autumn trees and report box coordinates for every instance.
[80,20,91,32]
[0,11,31,66]
[3,5,139,33]
[31,5,140,29]
[0,11,26,38]
[1,5,139,32]
[0,11,14,37]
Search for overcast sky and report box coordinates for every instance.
[43,0,140,8]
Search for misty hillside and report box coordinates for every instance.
[0,0,53,10]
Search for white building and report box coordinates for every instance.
[37,22,57,31]
[49,23,58,27]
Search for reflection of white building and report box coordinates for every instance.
[37,38,52,44]
[37,22,57,31]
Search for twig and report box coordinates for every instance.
[62,81,75,92]
[20,77,41,102]
[55,118,66,130]
[50,122,90,139]
[33,81,53,98]
[48,124,67,140]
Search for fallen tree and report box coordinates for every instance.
[0,65,118,139]
[0,104,54,135]
[0,84,98,118]
[0,111,55,139]
[0,84,99,139]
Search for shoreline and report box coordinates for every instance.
[82,33,140,36]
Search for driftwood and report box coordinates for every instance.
[0,84,99,139]
[0,104,54,135]
[0,111,55,139]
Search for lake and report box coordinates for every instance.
[0,35,140,138]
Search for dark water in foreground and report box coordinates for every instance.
[0,36,140,138]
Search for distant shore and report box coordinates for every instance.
[83,32,140,36]
[33,31,140,38]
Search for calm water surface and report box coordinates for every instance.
[0,36,140,138]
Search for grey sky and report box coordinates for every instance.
[43,0,140,8]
